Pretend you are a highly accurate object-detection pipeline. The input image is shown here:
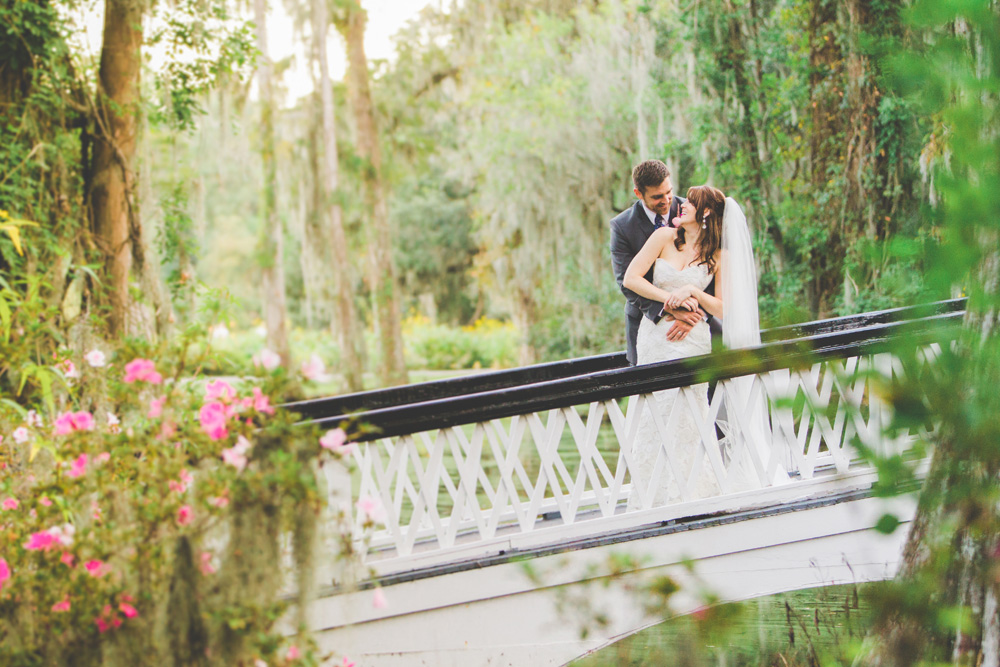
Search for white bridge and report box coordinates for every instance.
[287,300,962,666]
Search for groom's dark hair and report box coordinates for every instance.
[632,160,670,194]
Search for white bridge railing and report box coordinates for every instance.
[290,302,962,571]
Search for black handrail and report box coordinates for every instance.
[310,308,963,441]
[285,298,965,424]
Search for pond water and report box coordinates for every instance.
[572,583,875,666]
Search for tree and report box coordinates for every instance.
[310,0,366,391]
[336,0,408,386]
[856,1,1000,663]
[89,0,145,335]
[253,0,292,365]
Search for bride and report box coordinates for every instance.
[622,185,767,508]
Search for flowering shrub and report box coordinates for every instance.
[0,334,359,666]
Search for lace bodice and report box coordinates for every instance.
[651,258,713,293]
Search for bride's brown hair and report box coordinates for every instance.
[675,185,725,274]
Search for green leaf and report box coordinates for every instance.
[874,513,901,535]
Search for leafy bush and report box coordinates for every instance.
[403,315,519,370]
[0,285,362,666]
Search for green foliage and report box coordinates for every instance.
[0,289,358,665]
[403,315,518,370]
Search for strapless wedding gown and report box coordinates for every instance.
[628,259,720,509]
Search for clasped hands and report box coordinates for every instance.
[662,285,702,342]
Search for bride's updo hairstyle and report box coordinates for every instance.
[675,185,725,274]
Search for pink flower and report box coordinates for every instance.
[253,348,281,371]
[25,410,41,427]
[60,552,75,568]
[12,427,29,444]
[205,379,236,403]
[342,657,356,667]
[210,493,230,509]
[106,412,121,433]
[169,468,193,494]
[373,587,388,609]
[60,359,80,379]
[54,411,95,435]
[222,436,251,471]
[356,495,386,524]
[97,452,111,463]
[0,558,10,590]
[123,358,163,384]
[2,498,18,511]
[199,402,229,441]
[23,530,59,551]
[119,602,138,618]
[285,645,301,661]
[95,617,110,633]
[148,396,166,419]
[51,523,75,546]
[39,496,52,507]
[200,551,216,575]
[84,559,107,577]
[66,454,89,479]
[52,596,71,612]
[320,428,356,456]
[250,387,275,415]
[84,349,107,367]
[177,505,193,526]
[300,355,329,381]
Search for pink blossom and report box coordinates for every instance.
[320,428,356,456]
[25,410,41,427]
[106,412,121,433]
[60,359,80,379]
[38,496,52,507]
[177,505,193,526]
[84,559,107,578]
[23,530,59,551]
[222,436,251,471]
[170,468,193,493]
[60,552,75,568]
[0,558,10,590]
[249,387,275,415]
[252,348,281,371]
[210,493,230,509]
[285,646,301,661]
[200,551,216,576]
[123,358,163,385]
[205,379,236,403]
[95,617,111,633]
[52,596,71,612]
[51,523,75,546]
[342,657,356,667]
[66,454,89,479]
[148,396,166,419]
[373,587,388,609]
[199,402,229,441]
[97,452,111,463]
[84,349,107,367]
[356,495,387,524]
[54,411,95,435]
[119,602,138,618]
[300,355,329,381]
[12,427,29,444]
[2,498,18,511]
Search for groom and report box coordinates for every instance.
[609,160,708,365]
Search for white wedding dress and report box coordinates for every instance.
[628,259,719,509]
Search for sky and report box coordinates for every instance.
[70,0,439,104]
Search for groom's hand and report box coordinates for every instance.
[663,307,702,341]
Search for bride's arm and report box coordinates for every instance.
[665,260,724,319]
[623,228,679,304]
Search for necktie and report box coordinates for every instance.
[654,213,665,229]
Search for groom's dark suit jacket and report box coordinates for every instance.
[610,197,716,365]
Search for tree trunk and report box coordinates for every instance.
[312,0,365,391]
[338,1,408,387]
[89,0,142,335]
[253,0,291,366]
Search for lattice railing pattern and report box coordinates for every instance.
[347,350,934,559]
